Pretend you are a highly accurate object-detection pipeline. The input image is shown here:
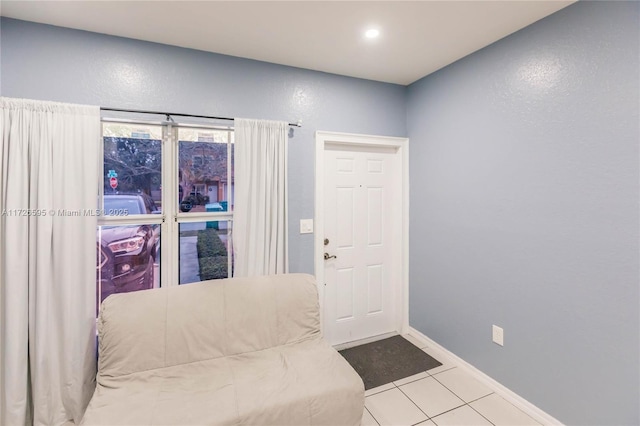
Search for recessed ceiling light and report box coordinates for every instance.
[364,29,380,39]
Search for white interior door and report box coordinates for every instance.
[323,143,402,346]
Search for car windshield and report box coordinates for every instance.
[104,197,142,215]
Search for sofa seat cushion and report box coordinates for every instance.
[81,338,364,426]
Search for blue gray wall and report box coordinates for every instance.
[2,2,639,424]
[0,17,407,275]
[407,2,639,425]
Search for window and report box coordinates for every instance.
[177,127,234,284]
[96,121,234,314]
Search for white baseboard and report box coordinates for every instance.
[407,327,564,426]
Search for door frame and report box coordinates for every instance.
[314,131,409,343]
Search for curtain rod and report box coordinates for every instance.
[100,107,302,128]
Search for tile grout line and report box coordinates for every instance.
[429,402,477,424]
[427,369,497,425]
[395,383,433,422]
[428,402,497,426]
[480,393,544,426]
[363,337,502,426]
[430,368,493,404]
[366,378,429,425]
[365,336,543,426]
[366,381,495,426]
[364,406,380,426]
[466,400,497,426]
[364,382,396,397]
[364,343,456,425]
[367,371,496,425]
[407,329,557,425]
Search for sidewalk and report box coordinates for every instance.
[179,236,200,284]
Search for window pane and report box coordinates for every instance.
[103,123,162,214]
[96,224,160,314]
[178,128,233,214]
[179,221,232,284]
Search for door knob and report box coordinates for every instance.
[324,252,337,260]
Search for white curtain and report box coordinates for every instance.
[233,118,288,277]
[0,98,100,425]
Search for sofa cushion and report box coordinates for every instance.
[98,274,321,378]
[81,338,364,425]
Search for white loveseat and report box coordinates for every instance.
[81,274,364,425]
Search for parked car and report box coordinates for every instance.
[186,191,209,206]
[96,194,160,312]
[104,193,161,215]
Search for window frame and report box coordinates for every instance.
[98,118,235,299]
[171,123,234,285]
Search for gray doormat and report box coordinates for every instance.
[339,335,442,390]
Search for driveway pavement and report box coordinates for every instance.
[150,222,224,286]
[180,236,200,284]
[180,222,206,232]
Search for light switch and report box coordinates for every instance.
[300,219,314,234]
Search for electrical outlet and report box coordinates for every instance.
[492,325,504,346]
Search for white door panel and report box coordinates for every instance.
[324,145,402,345]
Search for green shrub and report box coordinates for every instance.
[196,228,228,280]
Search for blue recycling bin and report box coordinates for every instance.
[205,202,224,229]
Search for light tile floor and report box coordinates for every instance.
[360,334,542,426]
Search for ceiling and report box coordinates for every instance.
[0,1,575,85]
